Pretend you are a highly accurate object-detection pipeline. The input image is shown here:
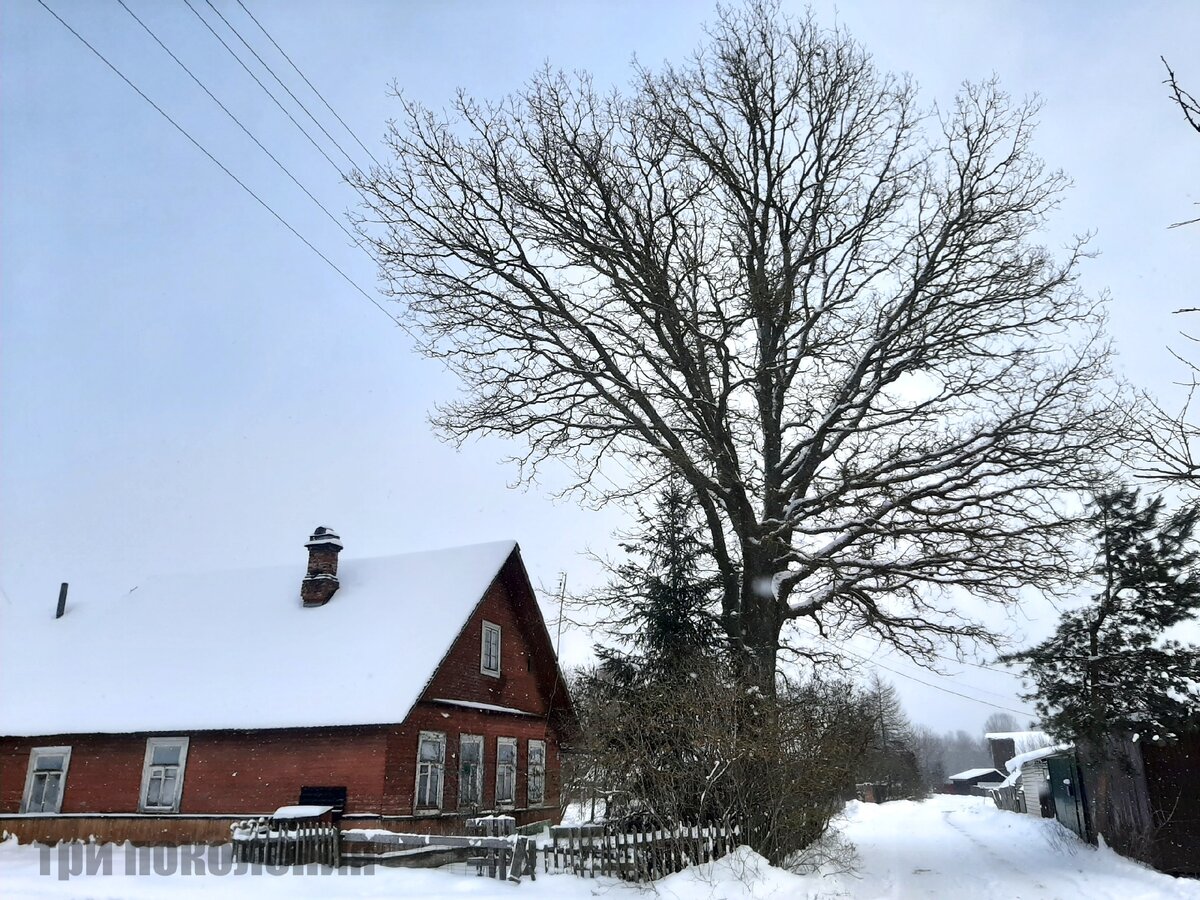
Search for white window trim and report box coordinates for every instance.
[495,736,517,808]
[138,737,189,813]
[414,730,447,812]
[459,734,484,810]
[20,746,72,814]
[480,621,501,677]
[527,739,546,807]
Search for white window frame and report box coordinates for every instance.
[480,621,501,677]
[458,734,484,810]
[138,737,189,813]
[414,730,447,812]
[527,739,546,807]
[495,736,517,807]
[20,746,71,814]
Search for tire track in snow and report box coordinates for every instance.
[941,808,1049,894]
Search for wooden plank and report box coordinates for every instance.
[342,832,518,851]
[507,836,528,883]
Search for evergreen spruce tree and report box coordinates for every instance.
[594,478,723,678]
[1004,488,1200,743]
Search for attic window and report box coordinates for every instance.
[139,737,189,813]
[481,621,501,677]
[21,747,71,814]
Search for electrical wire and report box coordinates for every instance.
[201,0,361,172]
[34,0,402,331]
[814,631,1038,718]
[234,0,384,169]
[181,0,346,179]
[116,0,360,248]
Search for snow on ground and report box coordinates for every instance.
[2,795,1196,898]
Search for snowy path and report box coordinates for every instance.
[811,795,1196,899]
[1,795,1196,898]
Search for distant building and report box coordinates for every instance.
[944,767,1005,795]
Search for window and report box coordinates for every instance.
[21,747,71,814]
[139,737,188,812]
[415,731,446,811]
[459,734,484,809]
[495,737,517,806]
[481,621,501,676]
[527,740,546,806]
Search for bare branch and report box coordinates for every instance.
[353,2,1127,690]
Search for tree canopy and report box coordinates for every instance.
[354,1,1123,690]
[1004,488,1200,743]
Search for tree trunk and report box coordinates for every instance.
[736,541,782,701]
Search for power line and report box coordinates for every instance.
[34,0,401,331]
[115,0,359,248]
[234,0,383,170]
[200,0,361,173]
[822,635,1038,718]
[181,0,345,179]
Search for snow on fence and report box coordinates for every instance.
[230,807,340,868]
[543,821,741,882]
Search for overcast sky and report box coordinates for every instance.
[3,0,1198,734]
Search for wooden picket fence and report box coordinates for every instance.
[230,816,340,867]
[543,821,740,882]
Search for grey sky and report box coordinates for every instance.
[2,0,1197,732]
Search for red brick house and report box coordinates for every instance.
[0,531,575,845]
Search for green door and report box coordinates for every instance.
[1046,756,1087,840]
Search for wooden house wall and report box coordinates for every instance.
[1017,759,1050,816]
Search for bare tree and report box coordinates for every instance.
[983,711,1022,734]
[1162,57,1199,228]
[1164,59,1200,134]
[353,2,1122,695]
[566,659,873,865]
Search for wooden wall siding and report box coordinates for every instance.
[0,816,242,846]
[1018,760,1051,816]
[1141,736,1200,876]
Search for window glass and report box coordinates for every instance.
[481,622,501,674]
[498,740,516,765]
[151,744,181,766]
[459,735,483,808]
[528,740,546,805]
[419,736,444,763]
[35,754,65,771]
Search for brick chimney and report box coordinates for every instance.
[301,526,343,607]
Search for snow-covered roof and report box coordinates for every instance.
[985,730,1052,756]
[947,767,1004,781]
[0,540,518,735]
[1004,743,1074,774]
